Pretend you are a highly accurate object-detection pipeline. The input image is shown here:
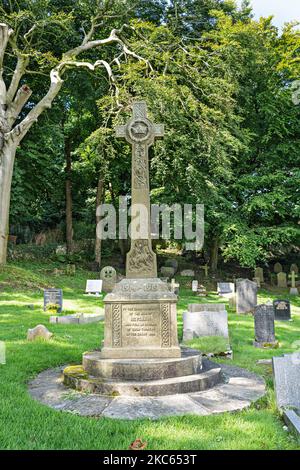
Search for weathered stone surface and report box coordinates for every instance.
[254,267,264,283]
[273,354,300,409]
[283,410,300,440]
[253,304,277,348]
[50,313,104,325]
[29,362,266,420]
[44,288,63,313]
[102,278,181,358]
[100,266,117,293]
[273,299,291,321]
[27,325,53,341]
[165,259,178,271]
[183,309,229,339]
[274,262,283,273]
[290,263,299,274]
[236,279,257,314]
[85,279,103,294]
[82,348,202,380]
[180,269,195,277]
[160,266,176,278]
[217,282,235,299]
[277,272,287,288]
[188,303,226,313]
[116,102,163,279]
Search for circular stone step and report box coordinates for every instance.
[82,347,202,381]
[63,361,222,397]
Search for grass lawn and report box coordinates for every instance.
[0,261,300,450]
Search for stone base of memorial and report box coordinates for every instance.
[100,278,181,359]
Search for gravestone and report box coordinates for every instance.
[100,266,117,293]
[43,288,63,313]
[165,259,178,272]
[273,354,300,409]
[254,267,264,283]
[200,265,209,277]
[192,280,198,293]
[289,270,299,295]
[170,278,179,295]
[277,272,287,288]
[274,262,283,274]
[27,325,53,341]
[183,305,229,340]
[85,280,103,295]
[102,102,180,358]
[253,304,278,348]
[161,266,176,278]
[180,269,195,277]
[236,279,257,314]
[290,263,299,274]
[217,282,235,298]
[253,277,261,288]
[188,303,226,312]
[197,284,207,297]
[273,299,291,321]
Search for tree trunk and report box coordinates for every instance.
[65,139,73,255]
[95,176,104,267]
[210,236,219,273]
[0,142,17,265]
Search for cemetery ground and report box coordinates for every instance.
[0,262,300,450]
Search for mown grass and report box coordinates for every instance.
[0,261,300,450]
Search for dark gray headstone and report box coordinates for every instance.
[273,354,300,408]
[254,304,276,347]
[44,289,63,313]
[273,299,291,321]
[236,279,257,314]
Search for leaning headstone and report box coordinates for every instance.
[85,279,103,295]
[253,304,278,348]
[180,269,195,277]
[273,299,291,321]
[236,279,257,314]
[192,280,198,293]
[100,266,117,293]
[217,282,235,298]
[277,272,287,288]
[43,288,63,313]
[160,266,176,278]
[274,262,283,274]
[27,325,53,341]
[183,307,229,340]
[290,263,299,274]
[289,271,299,295]
[254,267,264,283]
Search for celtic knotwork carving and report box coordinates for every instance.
[128,240,155,274]
[161,303,170,347]
[112,304,122,347]
[133,143,148,188]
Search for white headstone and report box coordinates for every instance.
[85,280,103,294]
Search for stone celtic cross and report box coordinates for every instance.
[116,102,164,279]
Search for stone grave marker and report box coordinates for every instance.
[183,305,229,340]
[170,278,179,295]
[274,262,283,274]
[253,304,278,348]
[290,263,299,274]
[253,277,261,288]
[43,288,63,313]
[188,303,226,312]
[100,266,117,293]
[192,280,198,293]
[180,269,195,277]
[277,271,287,288]
[101,101,180,358]
[273,299,291,321]
[165,259,178,272]
[85,280,103,295]
[236,279,257,314]
[200,265,209,277]
[161,266,176,278]
[273,354,300,409]
[288,270,298,295]
[254,267,264,283]
[217,282,235,298]
[27,325,53,341]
